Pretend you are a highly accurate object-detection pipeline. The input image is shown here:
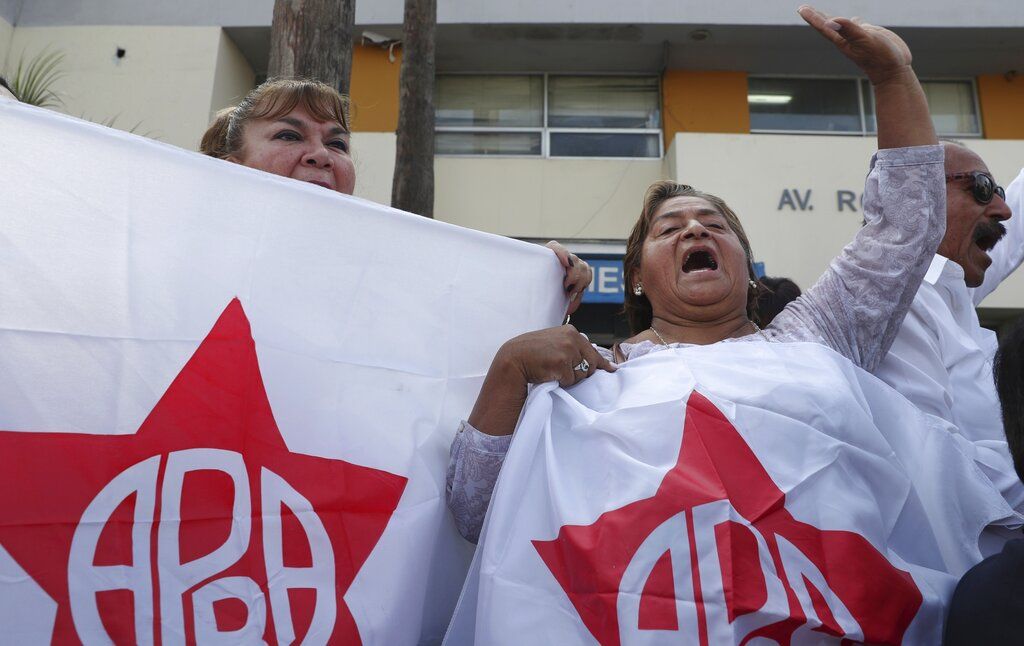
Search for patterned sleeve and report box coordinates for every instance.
[446,420,512,543]
[769,144,946,372]
[446,345,614,543]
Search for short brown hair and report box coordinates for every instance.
[199,106,234,158]
[622,181,760,334]
[214,78,351,160]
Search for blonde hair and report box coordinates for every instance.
[202,78,351,161]
[622,181,761,333]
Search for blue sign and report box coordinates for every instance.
[582,258,625,304]
[580,257,767,305]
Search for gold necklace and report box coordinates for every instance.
[649,325,670,345]
[649,320,770,345]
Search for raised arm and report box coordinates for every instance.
[768,8,944,371]
[798,6,936,150]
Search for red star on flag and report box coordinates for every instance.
[0,299,407,644]
[533,392,922,645]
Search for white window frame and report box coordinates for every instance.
[435,72,664,160]
[748,74,983,138]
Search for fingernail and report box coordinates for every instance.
[570,291,578,301]
[825,20,841,30]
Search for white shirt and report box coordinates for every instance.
[878,167,1024,443]
[876,167,1024,519]
[878,256,1003,441]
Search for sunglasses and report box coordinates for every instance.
[945,171,1006,205]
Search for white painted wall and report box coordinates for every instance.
[670,133,1024,307]
[7,26,224,149]
[434,157,665,238]
[209,30,254,121]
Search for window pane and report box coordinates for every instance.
[749,78,861,132]
[863,80,979,135]
[862,79,876,132]
[435,75,543,127]
[548,76,660,128]
[550,132,659,158]
[924,81,979,134]
[435,132,542,156]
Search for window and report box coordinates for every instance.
[435,75,543,155]
[748,77,862,133]
[863,80,981,136]
[749,77,980,136]
[435,74,662,158]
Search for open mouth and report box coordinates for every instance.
[682,248,719,273]
[973,221,1007,253]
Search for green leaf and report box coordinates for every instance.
[7,48,67,108]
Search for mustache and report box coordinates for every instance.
[973,219,1007,249]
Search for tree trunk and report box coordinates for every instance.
[268,0,356,96]
[391,0,436,218]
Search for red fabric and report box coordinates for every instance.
[0,299,407,643]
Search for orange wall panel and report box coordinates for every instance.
[978,74,1024,140]
[349,44,401,132]
[662,70,750,141]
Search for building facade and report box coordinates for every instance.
[3,0,1023,343]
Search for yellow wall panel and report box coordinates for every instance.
[978,74,1024,139]
[662,70,750,140]
[349,44,401,133]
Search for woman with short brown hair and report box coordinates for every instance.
[446,6,947,542]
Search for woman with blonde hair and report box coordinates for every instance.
[200,78,592,303]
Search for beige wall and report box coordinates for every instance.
[341,140,666,240]
[434,157,665,238]
[350,131,397,206]
[0,14,12,70]
[7,25,226,149]
[209,29,254,121]
[670,133,1024,307]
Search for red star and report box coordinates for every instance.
[0,299,407,644]
[533,392,922,645]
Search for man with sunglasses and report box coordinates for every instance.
[876,142,1024,525]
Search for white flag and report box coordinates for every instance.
[0,101,564,644]
[447,342,1021,645]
